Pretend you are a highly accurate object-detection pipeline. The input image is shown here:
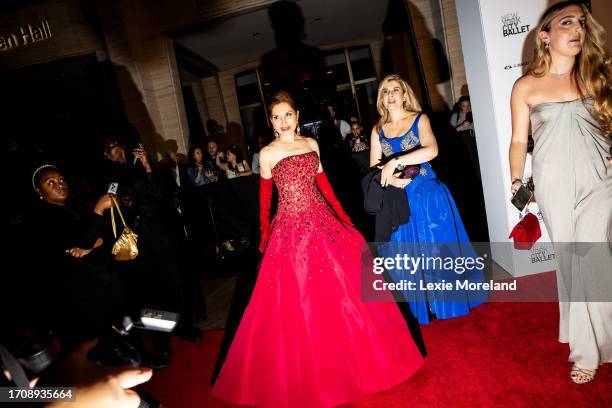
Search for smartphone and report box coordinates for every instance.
[107,182,119,195]
[511,184,533,211]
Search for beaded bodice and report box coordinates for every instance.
[378,113,433,179]
[271,151,326,215]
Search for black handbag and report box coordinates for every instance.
[373,150,421,179]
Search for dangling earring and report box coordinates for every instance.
[295,125,301,136]
[274,130,279,138]
[544,41,550,51]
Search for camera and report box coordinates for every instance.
[1,309,178,380]
[88,309,179,368]
[0,328,60,386]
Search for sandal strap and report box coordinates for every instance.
[571,366,596,376]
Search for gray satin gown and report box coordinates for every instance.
[530,96,612,368]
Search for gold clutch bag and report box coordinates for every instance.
[110,194,139,261]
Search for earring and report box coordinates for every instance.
[544,41,550,51]
[295,125,301,136]
[39,195,43,200]
[274,130,279,138]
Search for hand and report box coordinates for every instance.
[41,340,153,408]
[259,230,270,253]
[388,176,412,189]
[132,146,151,172]
[94,194,113,215]
[65,247,93,258]
[205,170,215,178]
[379,160,397,188]
[511,179,523,195]
[338,212,354,227]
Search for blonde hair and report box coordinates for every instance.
[529,1,612,135]
[376,74,421,127]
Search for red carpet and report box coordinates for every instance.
[145,302,611,407]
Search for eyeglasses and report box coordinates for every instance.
[104,144,119,154]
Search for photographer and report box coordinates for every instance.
[1,338,155,408]
[100,129,183,369]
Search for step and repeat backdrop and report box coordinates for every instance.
[456,0,570,276]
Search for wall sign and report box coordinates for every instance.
[0,20,52,52]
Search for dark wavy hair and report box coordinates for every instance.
[227,145,244,172]
[451,95,471,117]
[188,145,204,165]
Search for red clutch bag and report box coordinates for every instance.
[509,212,541,250]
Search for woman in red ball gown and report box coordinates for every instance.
[212,91,424,407]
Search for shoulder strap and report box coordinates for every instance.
[111,201,117,238]
[414,112,424,128]
[110,195,128,236]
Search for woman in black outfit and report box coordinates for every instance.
[26,165,117,347]
[450,96,480,178]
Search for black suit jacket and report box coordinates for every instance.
[361,169,411,242]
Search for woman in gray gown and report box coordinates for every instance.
[509,1,611,384]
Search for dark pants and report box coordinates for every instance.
[460,130,481,180]
[164,209,207,327]
[112,220,181,353]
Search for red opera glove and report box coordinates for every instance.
[315,171,353,226]
[259,177,273,253]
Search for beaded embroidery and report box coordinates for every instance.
[400,131,419,151]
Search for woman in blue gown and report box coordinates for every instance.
[370,74,487,324]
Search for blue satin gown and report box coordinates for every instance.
[379,112,487,324]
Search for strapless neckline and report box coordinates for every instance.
[530,96,593,111]
[272,151,318,172]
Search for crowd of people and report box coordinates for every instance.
[21,135,208,369]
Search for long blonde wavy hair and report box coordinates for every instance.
[528,1,612,135]
[376,74,421,127]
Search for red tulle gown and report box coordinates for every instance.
[212,151,424,407]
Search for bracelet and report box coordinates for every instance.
[511,179,523,185]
